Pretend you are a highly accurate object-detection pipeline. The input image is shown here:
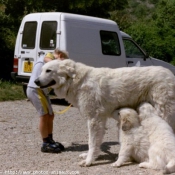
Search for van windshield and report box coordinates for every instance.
[40,21,57,50]
[22,22,37,49]
[123,39,145,58]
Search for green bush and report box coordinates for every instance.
[0,80,26,101]
[148,0,159,4]
[123,0,175,64]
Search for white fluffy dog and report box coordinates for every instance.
[138,103,175,174]
[35,59,175,166]
[111,108,149,167]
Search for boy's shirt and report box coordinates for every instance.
[28,55,45,88]
[28,53,54,89]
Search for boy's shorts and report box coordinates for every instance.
[27,87,53,116]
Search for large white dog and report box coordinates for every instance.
[35,59,175,166]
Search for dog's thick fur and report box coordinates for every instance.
[138,103,175,174]
[36,59,175,166]
[111,108,149,167]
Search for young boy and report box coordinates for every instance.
[27,48,69,153]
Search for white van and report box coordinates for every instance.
[11,12,175,87]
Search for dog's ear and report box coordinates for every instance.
[62,60,76,78]
[65,66,76,78]
[59,64,76,78]
[122,120,132,131]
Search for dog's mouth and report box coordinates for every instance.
[40,80,56,88]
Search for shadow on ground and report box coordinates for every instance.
[65,141,119,164]
[51,98,70,106]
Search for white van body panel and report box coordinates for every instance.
[150,58,175,73]
[14,12,127,80]
[60,13,126,68]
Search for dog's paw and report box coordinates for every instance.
[139,162,148,168]
[79,152,88,159]
[78,160,92,167]
[111,161,121,167]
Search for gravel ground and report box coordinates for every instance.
[0,99,170,175]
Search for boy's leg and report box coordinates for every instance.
[47,113,65,151]
[40,114,61,153]
[27,87,61,153]
[47,114,54,136]
[39,114,49,139]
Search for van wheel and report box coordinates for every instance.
[22,84,27,97]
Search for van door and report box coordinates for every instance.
[18,13,60,77]
[38,14,61,60]
[18,19,40,77]
[123,38,153,67]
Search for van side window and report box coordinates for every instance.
[22,22,37,49]
[123,39,145,58]
[40,21,57,49]
[100,31,121,56]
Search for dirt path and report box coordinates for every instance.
[0,100,166,175]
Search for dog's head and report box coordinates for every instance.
[35,59,76,89]
[138,102,156,121]
[119,108,140,131]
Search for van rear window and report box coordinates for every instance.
[22,22,37,49]
[100,31,121,56]
[40,21,57,50]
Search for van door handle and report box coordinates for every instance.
[38,51,45,56]
[127,61,133,64]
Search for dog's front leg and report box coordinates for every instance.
[79,117,107,167]
[111,144,132,167]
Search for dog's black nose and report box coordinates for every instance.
[34,78,40,86]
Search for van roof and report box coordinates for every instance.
[120,31,132,38]
[61,13,116,25]
[24,12,117,26]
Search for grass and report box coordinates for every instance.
[0,80,26,101]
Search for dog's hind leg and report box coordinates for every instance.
[151,84,175,132]
[79,116,107,167]
[139,160,164,172]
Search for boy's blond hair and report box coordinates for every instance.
[54,48,69,59]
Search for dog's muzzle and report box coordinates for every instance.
[34,78,56,88]
[34,78,41,86]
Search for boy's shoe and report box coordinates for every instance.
[49,139,65,151]
[41,143,61,153]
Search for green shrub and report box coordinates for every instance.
[0,80,26,101]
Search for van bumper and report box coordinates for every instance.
[11,72,30,83]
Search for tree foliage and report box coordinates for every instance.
[123,0,175,64]
[111,0,175,64]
